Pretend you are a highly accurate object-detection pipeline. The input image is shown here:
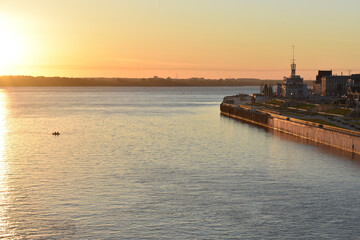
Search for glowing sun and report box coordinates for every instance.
[0,18,24,71]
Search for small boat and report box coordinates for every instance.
[52,132,60,136]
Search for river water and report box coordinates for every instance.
[0,86,359,239]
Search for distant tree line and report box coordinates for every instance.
[0,75,287,87]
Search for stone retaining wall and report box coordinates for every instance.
[220,103,360,154]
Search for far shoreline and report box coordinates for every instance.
[0,75,314,87]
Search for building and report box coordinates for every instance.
[313,70,332,95]
[347,74,360,106]
[347,74,360,87]
[276,47,308,99]
[321,74,350,96]
[313,70,354,97]
[314,72,360,99]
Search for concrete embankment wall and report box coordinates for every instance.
[220,103,269,126]
[220,103,360,154]
[269,117,360,154]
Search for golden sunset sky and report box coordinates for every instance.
[0,0,360,79]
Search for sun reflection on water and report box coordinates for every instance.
[0,90,11,237]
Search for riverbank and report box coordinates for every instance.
[220,102,360,154]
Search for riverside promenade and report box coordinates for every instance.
[220,100,360,154]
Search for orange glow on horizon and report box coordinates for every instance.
[0,1,360,80]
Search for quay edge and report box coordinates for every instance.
[220,102,360,155]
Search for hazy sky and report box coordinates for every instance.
[0,0,360,79]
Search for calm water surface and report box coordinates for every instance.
[0,86,359,239]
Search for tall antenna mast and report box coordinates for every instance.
[292,45,295,63]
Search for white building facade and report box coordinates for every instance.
[277,49,308,99]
